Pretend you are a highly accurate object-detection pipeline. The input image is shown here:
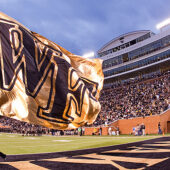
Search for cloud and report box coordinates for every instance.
[0,0,170,55]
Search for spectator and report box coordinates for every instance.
[108,127,112,136]
[158,122,162,134]
[99,126,102,136]
[78,127,82,136]
[116,126,119,135]
[141,123,145,136]
[82,127,85,136]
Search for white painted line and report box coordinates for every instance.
[53,140,73,142]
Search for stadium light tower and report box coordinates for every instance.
[156,18,170,31]
[82,51,95,58]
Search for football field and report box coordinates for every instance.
[0,133,164,155]
[1,133,170,169]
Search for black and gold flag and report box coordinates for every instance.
[0,12,104,129]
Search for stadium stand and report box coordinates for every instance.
[0,116,49,135]
[0,71,169,135]
[94,72,169,126]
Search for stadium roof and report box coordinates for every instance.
[97,30,153,53]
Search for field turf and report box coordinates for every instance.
[0,133,165,155]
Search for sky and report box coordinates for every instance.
[0,0,170,56]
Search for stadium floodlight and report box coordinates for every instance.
[82,51,95,58]
[156,18,170,29]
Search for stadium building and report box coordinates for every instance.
[98,28,170,87]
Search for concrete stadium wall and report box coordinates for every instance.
[160,109,170,133]
[85,109,170,135]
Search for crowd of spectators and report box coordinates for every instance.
[93,72,170,126]
[0,72,169,133]
[0,116,81,136]
[0,116,49,135]
[0,115,81,136]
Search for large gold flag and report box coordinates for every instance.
[0,12,104,129]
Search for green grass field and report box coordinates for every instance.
[0,133,166,155]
